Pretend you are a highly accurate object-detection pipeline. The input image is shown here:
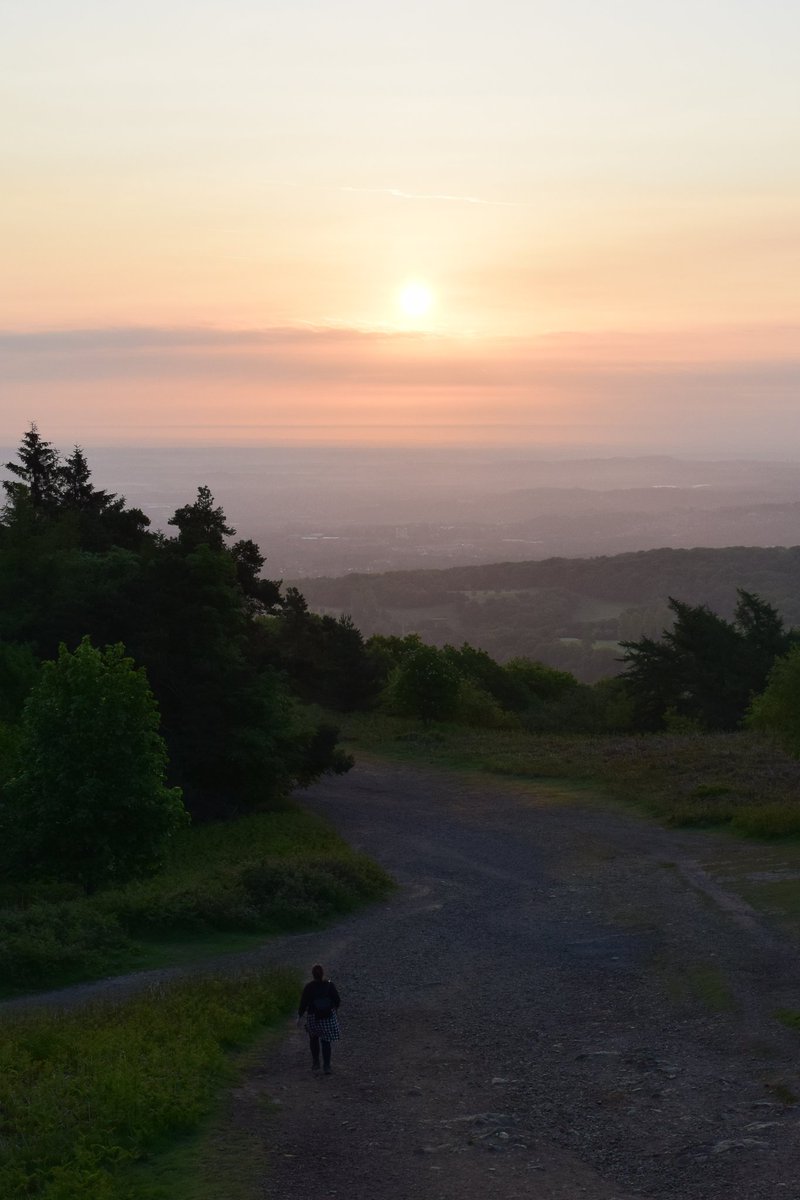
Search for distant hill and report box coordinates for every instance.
[5,446,799,578]
[297,545,800,683]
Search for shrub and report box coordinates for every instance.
[0,809,393,990]
[731,803,800,839]
[384,645,462,722]
[0,902,131,988]
[109,853,391,936]
[747,646,800,756]
[453,678,513,728]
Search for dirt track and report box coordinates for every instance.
[9,758,800,1198]
[245,758,800,1200]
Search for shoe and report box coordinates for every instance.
[312,1062,320,1072]
[323,1066,332,1075]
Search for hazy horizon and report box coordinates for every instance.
[5,442,799,579]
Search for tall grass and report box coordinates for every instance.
[0,807,392,992]
[0,968,297,1200]
[343,713,800,838]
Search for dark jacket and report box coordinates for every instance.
[299,978,341,1016]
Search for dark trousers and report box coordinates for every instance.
[309,1035,331,1068]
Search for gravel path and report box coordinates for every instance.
[9,757,800,1198]
[242,759,800,1200]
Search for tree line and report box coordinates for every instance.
[0,425,356,892]
[3,423,800,896]
[297,545,800,682]
[354,591,800,747]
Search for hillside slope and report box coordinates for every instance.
[297,545,800,680]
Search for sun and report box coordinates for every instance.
[399,280,434,318]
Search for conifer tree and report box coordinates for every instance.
[3,423,62,513]
[168,484,234,552]
[59,445,117,513]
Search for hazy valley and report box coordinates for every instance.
[4,445,798,580]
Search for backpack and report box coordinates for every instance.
[312,983,333,1020]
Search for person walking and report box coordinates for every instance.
[298,963,341,1075]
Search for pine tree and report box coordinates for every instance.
[59,445,117,513]
[3,423,62,513]
[168,485,234,552]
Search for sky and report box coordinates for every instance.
[2,1,799,451]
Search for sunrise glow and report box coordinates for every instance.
[398,282,434,319]
[1,1,799,450]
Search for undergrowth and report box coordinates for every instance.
[0,968,297,1200]
[342,713,800,838]
[0,807,392,992]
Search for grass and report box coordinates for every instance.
[737,877,800,936]
[0,806,393,994]
[683,965,737,1013]
[656,960,737,1013]
[340,712,800,839]
[0,967,298,1200]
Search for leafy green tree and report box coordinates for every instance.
[0,721,21,792]
[503,657,578,704]
[1,638,186,892]
[746,646,800,755]
[387,644,461,723]
[126,543,343,817]
[317,614,379,710]
[0,641,39,723]
[443,643,529,712]
[365,634,425,691]
[261,596,379,711]
[591,675,636,732]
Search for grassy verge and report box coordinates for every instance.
[0,806,393,994]
[0,968,297,1200]
[341,713,800,838]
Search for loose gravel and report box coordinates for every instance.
[8,758,800,1198]
[248,759,800,1200]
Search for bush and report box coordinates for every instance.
[731,803,800,839]
[747,646,800,756]
[109,853,391,936]
[0,808,393,991]
[0,902,131,988]
[453,678,514,728]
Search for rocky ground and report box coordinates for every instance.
[10,758,800,1198]
[244,759,800,1200]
